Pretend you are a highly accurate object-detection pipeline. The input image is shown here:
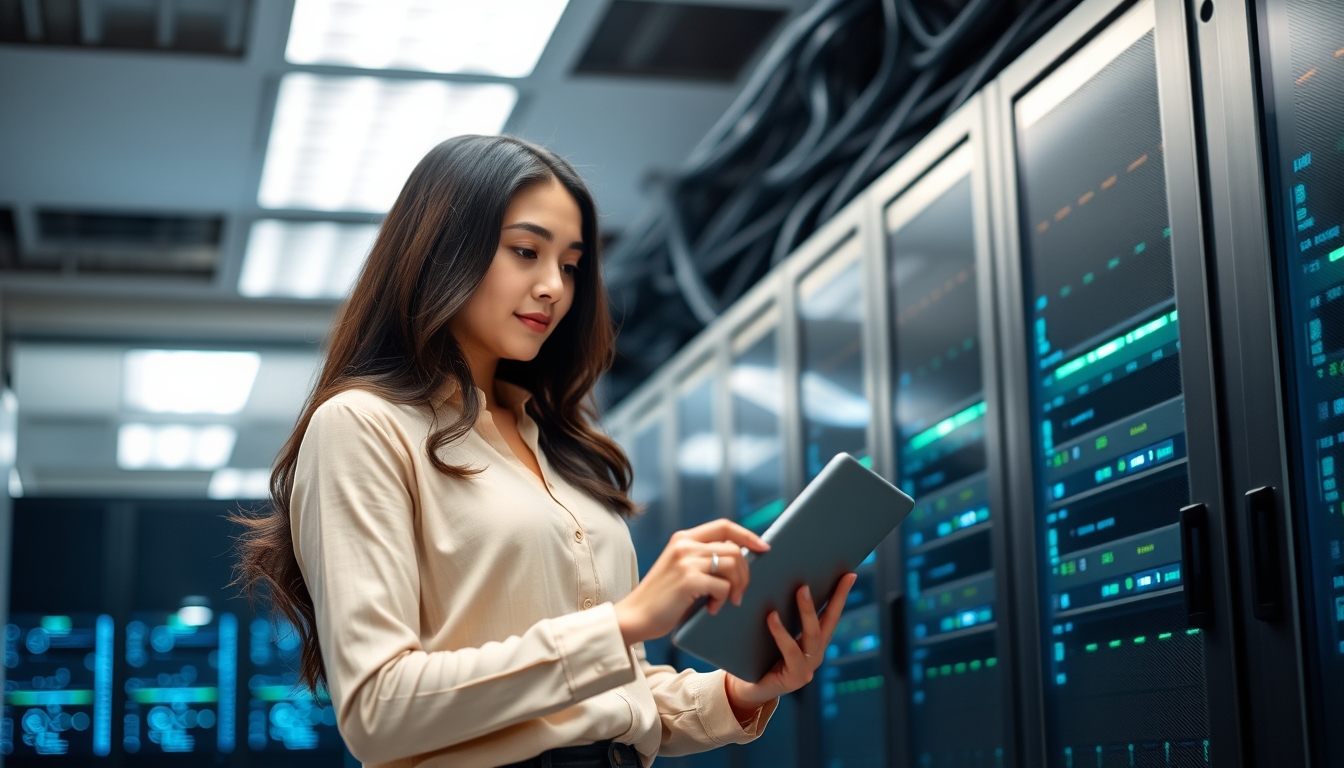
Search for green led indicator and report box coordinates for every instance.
[1052,311,1177,382]
[986,657,997,667]
[1330,246,1344,262]
[1159,632,1173,640]
[1187,628,1201,635]
[940,665,952,676]
[1108,639,1122,648]
[1109,256,1121,269]
[1085,643,1099,652]
[927,667,938,678]
[909,401,988,450]
[969,659,982,671]
[954,662,967,674]
[1134,636,1146,644]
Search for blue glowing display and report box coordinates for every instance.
[2,613,113,758]
[122,611,236,756]
[246,618,342,752]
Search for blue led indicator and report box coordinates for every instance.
[217,613,237,753]
[93,614,113,756]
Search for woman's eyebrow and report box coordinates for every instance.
[503,221,584,252]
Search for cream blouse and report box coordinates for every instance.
[290,383,776,767]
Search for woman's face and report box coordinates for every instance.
[450,177,585,367]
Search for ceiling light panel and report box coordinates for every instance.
[124,350,261,415]
[241,219,378,299]
[259,73,517,212]
[118,424,237,471]
[286,0,569,78]
[208,469,271,500]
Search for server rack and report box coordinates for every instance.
[604,0,1309,766]
[989,0,1242,764]
[863,96,1019,768]
[1194,0,1344,764]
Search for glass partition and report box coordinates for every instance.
[1012,3,1209,763]
[888,144,1005,767]
[796,236,882,768]
[1258,0,1344,762]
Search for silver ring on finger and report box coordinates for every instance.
[710,551,720,575]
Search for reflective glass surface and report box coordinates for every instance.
[675,371,728,701]
[677,371,722,529]
[1013,6,1209,763]
[797,239,882,768]
[1261,0,1344,762]
[731,318,786,533]
[888,152,1004,767]
[625,416,676,667]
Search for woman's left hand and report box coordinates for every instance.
[723,572,859,721]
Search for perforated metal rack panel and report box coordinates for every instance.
[1011,3,1209,763]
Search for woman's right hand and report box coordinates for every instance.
[613,519,770,647]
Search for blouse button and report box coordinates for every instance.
[574,530,584,543]
[583,598,594,609]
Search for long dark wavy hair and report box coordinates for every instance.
[232,135,634,695]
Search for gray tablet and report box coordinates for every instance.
[670,452,914,682]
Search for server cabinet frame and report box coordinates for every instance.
[986,0,1244,764]
[863,95,1021,768]
[1192,0,1321,762]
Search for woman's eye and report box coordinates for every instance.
[562,264,580,276]
[513,247,538,259]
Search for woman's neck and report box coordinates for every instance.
[459,342,501,405]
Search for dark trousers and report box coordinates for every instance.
[499,741,640,768]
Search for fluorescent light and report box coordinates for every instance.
[676,432,723,477]
[801,372,871,428]
[286,0,569,78]
[118,424,237,470]
[240,220,378,299]
[208,469,272,500]
[176,605,214,627]
[125,350,261,415]
[258,73,517,212]
[730,364,784,414]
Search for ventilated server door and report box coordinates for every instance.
[1009,2,1211,763]
[1256,0,1344,763]
[888,143,1006,768]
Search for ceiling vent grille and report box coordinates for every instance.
[575,0,785,82]
[4,209,223,277]
[0,0,250,56]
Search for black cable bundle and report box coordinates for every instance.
[603,0,1081,403]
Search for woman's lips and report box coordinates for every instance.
[516,313,549,332]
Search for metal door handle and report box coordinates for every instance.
[1245,486,1283,620]
[1179,503,1213,628]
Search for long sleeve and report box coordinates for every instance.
[634,645,778,756]
[291,401,637,765]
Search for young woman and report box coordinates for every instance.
[235,135,856,768]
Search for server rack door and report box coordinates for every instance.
[793,232,884,768]
[887,142,1007,768]
[997,1,1219,763]
[725,304,803,768]
[1230,0,1344,762]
